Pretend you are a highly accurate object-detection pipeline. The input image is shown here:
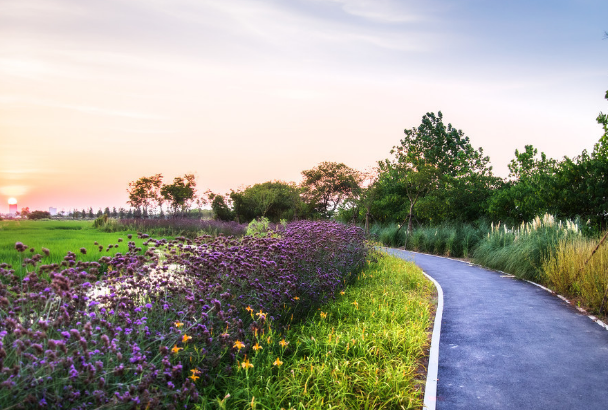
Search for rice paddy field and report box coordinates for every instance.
[0,220,157,276]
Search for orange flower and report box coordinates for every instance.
[320,312,327,319]
[191,368,201,375]
[171,345,182,354]
[174,321,184,328]
[352,301,359,309]
[233,340,245,351]
[340,291,345,295]
[273,358,283,367]
[293,296,299,300]
[252,342,262,351]
[241,357,254,369]
[182,334,192,343]
[189,374,200,381]
[279,339,289,348]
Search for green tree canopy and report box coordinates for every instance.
[161,174,197,216]
[127,174,163,216]
[378,111,494,230]
[300,161,362,218]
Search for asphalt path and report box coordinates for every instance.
[386,249,608,410]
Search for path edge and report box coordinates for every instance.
[422,270,443,410]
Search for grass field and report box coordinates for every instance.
[0,220,164,276]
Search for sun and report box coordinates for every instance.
[8,197,17,205]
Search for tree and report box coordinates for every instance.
[160,174,197,216]
[487,145,557,223]
[208,192,234,222]
[230,181,304,223]
[127,174,163,217]
[379,111,492,231]
[20,207,31,218]
[301,161,362,218]
[28,210,51,220]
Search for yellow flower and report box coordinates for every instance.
[174,321,184,328]
[233,340,245,351]
[252,342,262,351]
[279,339,289,348]
[273,358,283,367]
[246,306,253,313]
[182,334,192,343]
[191,368,201,375]
[241,357,254,369]
[256,310,266,320]
[340,291,345,295]
[352,301,359,309]
[171,345,182,354]
[189,374,200,381]
[293,296,299,300]
[320,312,327,319]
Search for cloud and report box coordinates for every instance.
[0,95,164,120]
[320,0,423,23]
[0,185,30,197]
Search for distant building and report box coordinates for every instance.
[49,207,57,216]
[9,203,17,216]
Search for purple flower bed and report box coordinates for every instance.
[0,221,369,409]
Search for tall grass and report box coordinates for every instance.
[544,235,608,314]
[372,222,487,258]
[98,218,247,238]
[473,214,581,283]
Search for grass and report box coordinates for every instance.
[472,215,581,283]
[371,222,487,259]
[0,220,160,277]
[544,234,608,315]
[196,253,434,409]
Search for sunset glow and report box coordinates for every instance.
[8,198,17,205]
[1,0,607,212]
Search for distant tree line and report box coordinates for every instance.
[120,89,608,232]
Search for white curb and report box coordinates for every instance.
[421,269,443,410]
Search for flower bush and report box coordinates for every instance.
[0,221,369,409]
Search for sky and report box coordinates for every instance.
[1,0,607,213]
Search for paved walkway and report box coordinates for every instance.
[387,249,608,410]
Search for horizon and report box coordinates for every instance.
[1,0,607,212]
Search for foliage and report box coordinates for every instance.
[0,221,369,409]
[543,233,608,315]
[196,253,432,409]
[208,194,234,222]
[27,210,52,220]
[371,221,488,258]
[127,174,163,215]
[472,214,581,282]
[245,217,286,238]
[301,161,362,218]
[161,174,198,217]
[377,111,495,230]
[230,181,304,223]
